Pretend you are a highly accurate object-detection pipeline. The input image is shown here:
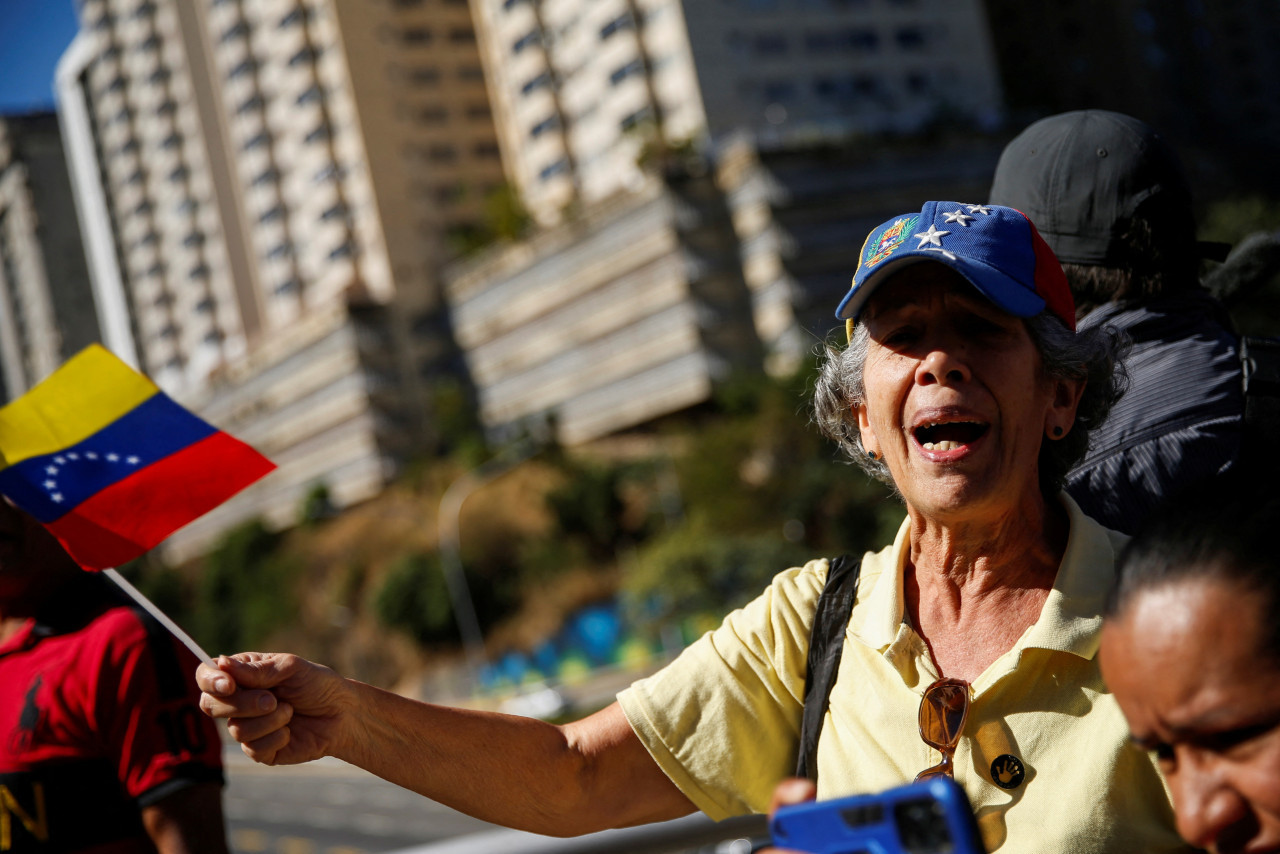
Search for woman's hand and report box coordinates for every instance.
[196,653,351,766]
[753,777,818,853]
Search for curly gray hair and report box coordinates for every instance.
[812,312,1128,496]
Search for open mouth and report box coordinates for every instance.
[913,420,989,452]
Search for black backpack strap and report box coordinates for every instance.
[795,554,862,782]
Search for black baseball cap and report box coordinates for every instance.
[989,110,1220,265]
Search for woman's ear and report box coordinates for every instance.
[856,402,879,455]
[1046,377,1086,438]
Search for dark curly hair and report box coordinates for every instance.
[812,311,1128,497]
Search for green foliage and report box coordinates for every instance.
[191,518,298,655]
[544,460,629,559]
[299,482,335,527]
[621,521,812,634]
[371,552,458,645]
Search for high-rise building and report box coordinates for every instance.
[470,0,1002,225]
[0,113,100,399]
[55,0,506,558]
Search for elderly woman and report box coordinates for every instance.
[197,202,1192,852]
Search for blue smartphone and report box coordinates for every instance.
[768,777,987,854]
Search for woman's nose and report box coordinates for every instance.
[915,346,970,387]
[1172,765,1251,850]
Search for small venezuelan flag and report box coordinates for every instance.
[0,345,275,570]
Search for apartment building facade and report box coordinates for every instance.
[55,0,506,559]
[0,113,100,400]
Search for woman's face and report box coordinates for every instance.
[855,264,1081,525]
[1101,577,1280,854]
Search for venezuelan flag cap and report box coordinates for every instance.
[836,201,1076,334]
[0,345,275,570]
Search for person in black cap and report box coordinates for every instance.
[989,109,1242,535]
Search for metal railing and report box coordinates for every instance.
[389,813,769,854]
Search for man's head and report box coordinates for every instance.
[1101,476,1280,852]
[990,110,1200,312]
[0,498,80,604]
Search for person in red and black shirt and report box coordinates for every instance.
[0,498,227,854]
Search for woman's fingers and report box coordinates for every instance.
[226,701,294,745]
[769,777,817,815]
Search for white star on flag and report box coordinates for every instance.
[943,209,975,226]
[106,453,119,462]
[46,465,58,475]
[915,224,949,248]
[966,204,992,215]
[51,493,63,503]
[54,456,65,464]
[67,453,78,460]
[126,456,140,465]
[86,452,98,460]
[43,480,56,489]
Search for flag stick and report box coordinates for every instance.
[104,567,214,662]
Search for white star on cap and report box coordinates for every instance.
[915,224,949,248]
[966,204,992,215]
[924,247,959,261]
[943,209,975,227]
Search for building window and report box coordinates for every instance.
[243,131,270,150]
[188,262,211,279]
[414,106,448,125]
[457,65,485,82]
[895,27,925,49]
[403,66,440,85]
[466,104,490,120]
[252,167,281,186]
[266,242,292,260]
[168,165,190,182]
[402,27,432,44]
[155,98,177,116]
[236,93,265,114]
[503,0,527,10]
[600,13,633,40]
[472,141,500,158]
[147,67,172,85]
[288,45,322,66]
[754,33,788,55]
[538,158,569,181]
[619,106,652,132]
[131,1,157,19]
[305,122,332,143]
[259,205,284,223]
[274,278,301,296]
[182,232,205,248]
[521,71,551,95]
[297,84,324,105]
[512,30,540,53]
[278,7,311,28]
[228,58,258,79]
[609,58,644,86]
[220,20,249,42]
[328,241,355,260]
[427,144,458,162]
[320,203,348,221]
[449,27,475,44]
[160,131,182,149]
[530,114,559,138]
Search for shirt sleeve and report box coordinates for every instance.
[93,608,224,805]
[617,561,827,819]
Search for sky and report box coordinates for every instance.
[0,0,79,115]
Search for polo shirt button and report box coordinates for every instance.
[991,754,1025,789]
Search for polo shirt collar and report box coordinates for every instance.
[851,493,1120,661]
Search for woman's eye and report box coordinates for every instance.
[882,326,919,346]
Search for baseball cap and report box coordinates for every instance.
[988,110,1201,266]
[836,201,1076,331]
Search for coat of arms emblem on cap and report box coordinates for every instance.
[863,215,918,269]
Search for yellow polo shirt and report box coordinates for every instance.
[618,495,1193,853]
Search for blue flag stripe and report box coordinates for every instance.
[0,393,217,523]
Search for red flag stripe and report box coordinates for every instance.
[46,431,275,570]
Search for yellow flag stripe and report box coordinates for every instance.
[0,345,158,469]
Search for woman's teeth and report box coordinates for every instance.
[922,440,963,451]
